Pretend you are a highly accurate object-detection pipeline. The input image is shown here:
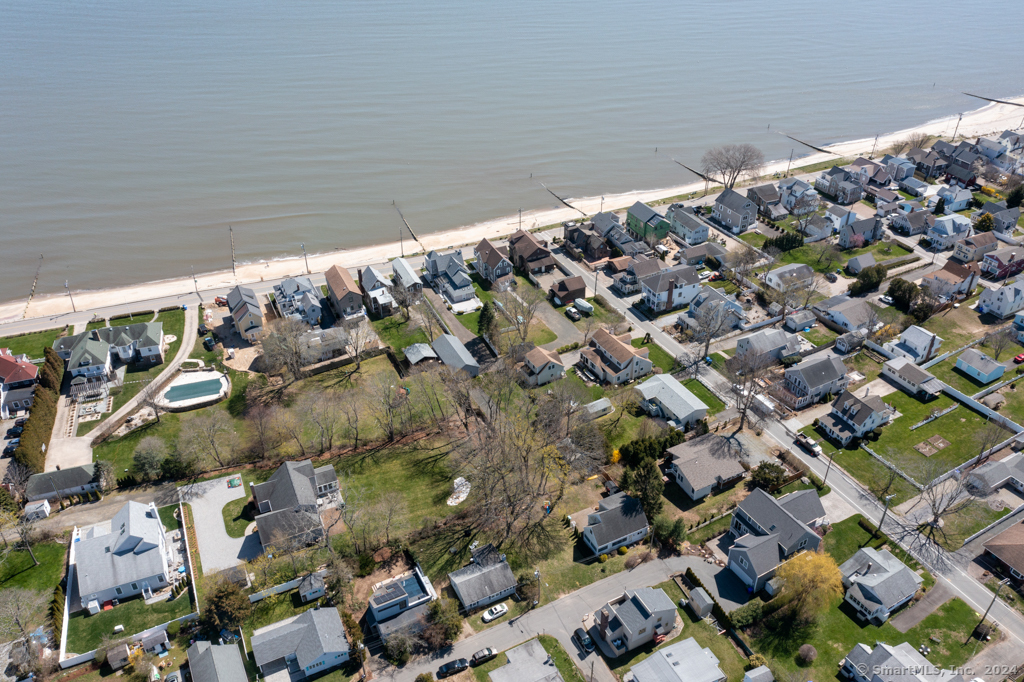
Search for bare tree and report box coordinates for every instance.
[439,365,476,435]
[261,318,312,382]
[985,327,1015,361]
[536,378,593,440]
[793,273,825,311]
[906,132,931,150]
[412,300,438,342]
[581,314,600,343]
[812,240,841,270]
[246,403,284,461]
[277,408,307,458]
[726,351,775,431]
[674,346,703,381]
[758,246,782,279]
[888,139,910,156]
[138,380,163,424]
[0,509,16,551]
[497,285,546,349]
[700,144,765,188]
[178,410,237,469]
[0,588,47,641]
[339,390,365,452]
[692,300,731,361]
[2,460,32,503]
[901,469,976,551]
[391,283,419,321]
[366,373,402,442]
[378,490,407,544]
[728,244,760,275]
[410,370,452,435]
[974,419,1010,467]
[301,391,344,454]
[16,516,38,566]
[346,319,377,370]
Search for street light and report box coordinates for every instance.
[534,569,541,607]
[301,242,310,274]
[65,280,76,313]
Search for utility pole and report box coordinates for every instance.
[785,149,794,177]
[191,266,200,299]
[968,578,1009,644]
[64,279,76,313]
[952,113,963,142]
[300,242,309,274]
[229,225,236,278]
[821,448,836,489]
[870,134,879,159]
[878,494,896,537]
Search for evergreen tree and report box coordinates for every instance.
[621,459,665,518]
[933,197,945,215]
[1008,185,1024,210]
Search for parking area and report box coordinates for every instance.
[2,417,24,456]
[179,476,263,573]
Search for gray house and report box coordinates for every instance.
[424,250,476,304]
[227,285,264,341]
[298,574,326,603]
[727,489,826,593]
[447,544,518,611]
[846,253,876,274]
[251,608,349,678]
[839,547,922,623]
[765,263,813,292]
[630,636,726,682]
[735,328,801,361]
[391,257,423,296]
[783,309,816,332]
[273,277,322,327]
[581,492,649,556]
[187,641,248,682]
[666,434,746,501]
[432,334,480,377]
[26,463,99,502]
[252,460,339,552]
[775,354,849,409]
[712,188,756,233]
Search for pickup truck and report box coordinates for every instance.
[795,433,823,456]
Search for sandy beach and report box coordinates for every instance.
[3,95,1023,324]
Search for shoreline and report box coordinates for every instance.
[3,95,1023,324]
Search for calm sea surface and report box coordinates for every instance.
[3,0,1024,296]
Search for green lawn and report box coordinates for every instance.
[823,514,889,564]
[662,479,745,527]
[801,327,838,346]
[157,504,181,532]
[845,351,884,386]
[370,314,429,360]
[802,425,918,505]
[218,469,272,538]
[107,308,187,415]
[752,595,985,682]
[986,577,1024,617]
[65,593,194,653]
[683,379,725,415]
[929,355,1002,395]
[740,237,912,275]
[739,233,767,249]
[631,338,674,373]
[0,327,65,359]
[707,278,742,295]
[553,296,625,331]
[688,515,732,545]
[0,543,66,594]
[932,503,1012,551]
[921,305,989,349]
[870,391,1012,482]
[608,580,747,681]
[538,635,586,682]
[86,319,108,331]
[457,274,556,345]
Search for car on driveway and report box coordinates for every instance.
[1015,354,1024,364]
[2,445,15,457]
[708,272,722,282]
[878,295,894,305]
[7,426,24,438]
[699,271,711,279]
[825,272,837,283]
[482,603,508,622]
[14,417,28,427]
[471,649,497,666]
[438,659,469,678]
[214,296,228,306]
[565,307,581,321]
[165,672,180,682]
[573,627,595,652]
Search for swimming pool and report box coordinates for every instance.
[164,378,224,403]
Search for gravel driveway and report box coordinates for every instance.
[179,477,263,573]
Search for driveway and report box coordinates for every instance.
[531,299,583,351]
[43,436,94,472]
[179,476,262,573]
[423,288,476,345]
[889,583,951,633]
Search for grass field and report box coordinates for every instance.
[108,308,187,415]
[929,355,1004,396]
[801,327,837,346]
[370,314,429,360]
[0,543,66,594]
[631,338,675,372]
[65,593,193,653]
[0,327,65,359]
[922,303,999,350]
[684,379,726,415]
[845,351,884,386]
[739,235,912,274]
[802,425,918,505]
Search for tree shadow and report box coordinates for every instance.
[751,607,817,660]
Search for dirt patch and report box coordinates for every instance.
[321,507,347,536]
[915,442,937,456]
[927,435,950,450]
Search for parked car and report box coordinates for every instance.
[825,272,837,283]
[165,672,180,682]
[7,439,20,448]
[1014,354,1024,364]
[708,272,722,282]
[471,649,497,666]
[214,296,228,306]
[879,295,894,305]
[565,307,581,321]
[438,659,469,678]
[3,445,16,457]
[795,433,823,456]
[203,337,216,352]
[14,417,28,427]
[699,271,711,279]
[197,324,208,336]
[7,426,24,438]
[572,627,595,653]
[482,603,508,622]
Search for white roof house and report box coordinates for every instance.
[629,637,726,682]
[634,374,709,429]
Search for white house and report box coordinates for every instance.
[635,374,708,429]
[932,185,974,213]
[978,281,1024,319]
[580,329,653,385]
[839,547,922,623]
[667,204,709,245]
[774,354,849,409]
[581,492,649,556]
[816,390,894,446]
[519,346,564,387]
[953,232,999,263]
[883,357,943,398]
[596,588,676,653]
[23,500,51,521]
[842,642,967,682]
[74,501,173,612]
[630,637,726,682]
[826,205,855,230]
[815,296,876,332]
[882,325,943,364]
[54,322,165,379]
[252,609,349,678]
[640,265,702,312]
[765,263,814,292]
[927,214,973,250]
[920,260,981,299]
[666,434,745,501]
[779,178,819,214]
[447,544,518,611]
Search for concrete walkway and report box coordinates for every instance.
[83,305,199,441]
[179,476,262,573]
[423,288,477,345]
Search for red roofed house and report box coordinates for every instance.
[0,349,39,419]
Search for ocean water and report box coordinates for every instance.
[3,0,1024,296]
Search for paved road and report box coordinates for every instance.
[178,476,262,573]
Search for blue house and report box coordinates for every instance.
[955,348,1005,384]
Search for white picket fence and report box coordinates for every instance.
[248,569,328,603]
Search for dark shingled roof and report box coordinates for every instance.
[586,492,649,547]
[448,544,518,608]
[26,463,96,499]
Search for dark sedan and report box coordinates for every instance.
[438,659,469,678]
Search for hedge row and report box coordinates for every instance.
[159,305,183,313]
[13,348,64,472]
[684,567,734,630]
[108,311,153,322]
[50,585,65,643]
